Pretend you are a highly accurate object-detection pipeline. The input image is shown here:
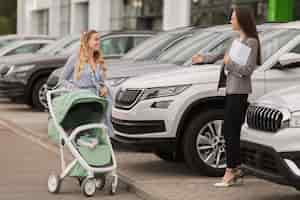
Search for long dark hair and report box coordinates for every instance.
[234,7,261,65]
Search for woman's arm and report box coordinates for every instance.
[60,53,78,81]
[226,38,258,77]
[202,52,225,64]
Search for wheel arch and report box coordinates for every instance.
[175,96,226,157]
[25,68,54,104]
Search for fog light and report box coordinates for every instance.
[284,159,300,177]
[15,72,27,78]
[151,100,173,109]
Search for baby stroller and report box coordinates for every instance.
[46,89,118,197]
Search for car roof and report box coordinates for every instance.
[100,30,157,37]
[4,39,53,46]
[275,21,300,29]
[0,34,57,41]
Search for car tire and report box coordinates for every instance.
[182,109,226,177]
[32,77,48,111]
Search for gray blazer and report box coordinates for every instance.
[203,37,259,94]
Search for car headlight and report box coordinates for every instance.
[5,64,35,76]
[107,77,128,87]
[289,111,300,128]
[140,85,191,100]
[5,65,15,75]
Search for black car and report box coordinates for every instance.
[0,31,154,111]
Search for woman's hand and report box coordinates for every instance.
[224,54,230,65]
[99,86,108,97]
[192,54,205,65]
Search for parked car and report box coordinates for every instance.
[0,39,54,57]
[111,23,300,177]
[0,34,57,49]
[240,84,300,190]
[0,35,79,65]
[0,31,155,111]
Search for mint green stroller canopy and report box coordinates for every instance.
[48,90,112,177]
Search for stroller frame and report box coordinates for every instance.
[46,88,118,196]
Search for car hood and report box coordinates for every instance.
[256,86,300,112]
[1,54,69,66]
[107,60,183,78]
[0,53,37,64]
[120,64,221,89]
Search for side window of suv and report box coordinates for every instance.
[291,44,300,54]
[101,37,133,56]
[208,38,233,56]
[6,43,44,56]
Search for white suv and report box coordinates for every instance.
[112,23,300,177]
[241,85,300,190]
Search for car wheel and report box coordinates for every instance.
[32,77,48,111]
[182,109,226,177]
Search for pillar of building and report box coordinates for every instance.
[163,0,191,30]
[89,0,112,31]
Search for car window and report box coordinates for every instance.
[0,39,19,49]
[134,36,149,46]
[291,43,300,54]
[101,37,132,56]
[261,29,300,63]
[208,38,233,55]
[5,43,46,56]
[123,32,185,60]
[157,31,221,65]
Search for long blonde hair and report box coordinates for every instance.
[74,30,107,80]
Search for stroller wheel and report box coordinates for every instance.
[47,174,61,194]
[77,177,84,186]
[109,175,118,195]
[96,176,106,190]
[81,178,96,197]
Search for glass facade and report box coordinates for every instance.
[190,0,268,26]
[60,0,71,35]
[35,9,49,35]
[112,0,163,30]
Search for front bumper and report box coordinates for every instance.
[0,78,26,99]
[241,140,300,189]
[112,117,166,134]
[111,133,176,152]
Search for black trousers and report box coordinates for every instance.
[223,94,248,169]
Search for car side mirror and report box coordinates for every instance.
[46,75,59,89]
[275,53,300,69]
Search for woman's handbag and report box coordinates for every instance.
[217,63,227,90]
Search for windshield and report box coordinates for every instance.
[37,37,79,55]
[123,31,189,61]
[57,41,80,55]
[260,29,300,63]
[0,39,19,49]
[157,31,221,65]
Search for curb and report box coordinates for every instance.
[0,117,162,200]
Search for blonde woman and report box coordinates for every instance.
[61,30,113,136]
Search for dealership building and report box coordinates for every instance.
[17,0,300,37]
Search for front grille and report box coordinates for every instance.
[246,105,283,132]
[241,144,279,174]
[115,89,142,109]
[112,118,166,134]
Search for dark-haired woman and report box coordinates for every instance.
[192,7,261,187]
